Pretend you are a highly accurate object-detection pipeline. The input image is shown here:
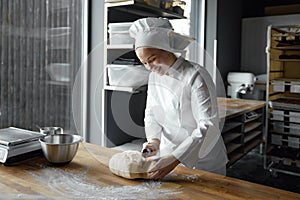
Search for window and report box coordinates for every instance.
[0,0,84,133]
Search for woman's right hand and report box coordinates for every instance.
[142,138,160,157]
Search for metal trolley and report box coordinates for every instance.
[264,25,300,177]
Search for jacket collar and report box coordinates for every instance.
[167,56,185,80]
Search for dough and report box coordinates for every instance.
[109,150,156,179]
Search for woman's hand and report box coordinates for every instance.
[148,155,180,180]
[142,138,160,157]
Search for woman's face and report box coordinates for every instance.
[136,48,176,76]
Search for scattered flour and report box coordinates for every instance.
[17,166,181,200]
[166,172,200,183]
[182,174,199,182]
[0,194,48,200]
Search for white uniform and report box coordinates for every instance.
[144,57,228,175]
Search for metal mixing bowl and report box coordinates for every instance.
[39,134,83,164]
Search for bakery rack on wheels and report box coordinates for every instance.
[264,25,300,177]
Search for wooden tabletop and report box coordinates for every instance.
[0,142,299,199]
[218,98,266,119]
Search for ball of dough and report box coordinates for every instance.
[109,150,156,179]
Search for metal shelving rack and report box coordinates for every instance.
[265,25,300,177]
[102,0,186,147]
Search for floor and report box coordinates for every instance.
[226,146,300,194]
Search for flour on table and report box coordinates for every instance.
[165,172,200,183]
[21,166,181,199]
[109,150,156,179]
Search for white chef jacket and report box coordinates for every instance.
[144,57,228,172]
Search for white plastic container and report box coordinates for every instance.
[273,121,284,133]
[290,81,300,93]
[288,136,299,148]
[48,27,71,49]
[272,81,285,92]
[272,110,284,121]
[289,123,300,136]
[108,22,134,45]
[290,111,300,123]
[107,64,150,87]
[271,135,282,145]
[45,63,70,82]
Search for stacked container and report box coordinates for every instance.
[108,22,134,45]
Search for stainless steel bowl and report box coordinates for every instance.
[39,126,63,135]
[39,134,83,164]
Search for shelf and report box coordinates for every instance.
[272,78,300,82]
[270,118,300,125]
[107,44,134,50]
[271,59,300,62]
[245,113,262,123]
[46,80,71,87]
[269,130,300,138]
[269,94,300,101]
[271,98,300,111]
[244,139,261,153]
[103,0,187,148]
[227,153,244,167]
[270,122,300,128]
[272,30,300,36]
[244,121,262,133]
[221,122,243,133]
[269,70,284,73]
[227,143,242,154]
[272,46,300,50]
[105,85,138,92]
[223,132,242,144]
[219,100,265,167]
[106,0,186,22]
[104,85,147,93]
[244,130,262,143]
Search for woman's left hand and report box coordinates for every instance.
[147,155,180,180]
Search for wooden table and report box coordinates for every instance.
[0,142,299,199]
[218,97,266,119]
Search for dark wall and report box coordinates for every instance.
[216,0,300,84]
[242,0,300,17]
[216,0,243,85]
[242,0,265,18]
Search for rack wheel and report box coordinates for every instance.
[269,169,278,178]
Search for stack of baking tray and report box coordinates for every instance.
[270,98,300,112]
[0,127,45,164]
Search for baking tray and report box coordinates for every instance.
[271,98,300,111]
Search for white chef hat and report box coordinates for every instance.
[129,17,194,55]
